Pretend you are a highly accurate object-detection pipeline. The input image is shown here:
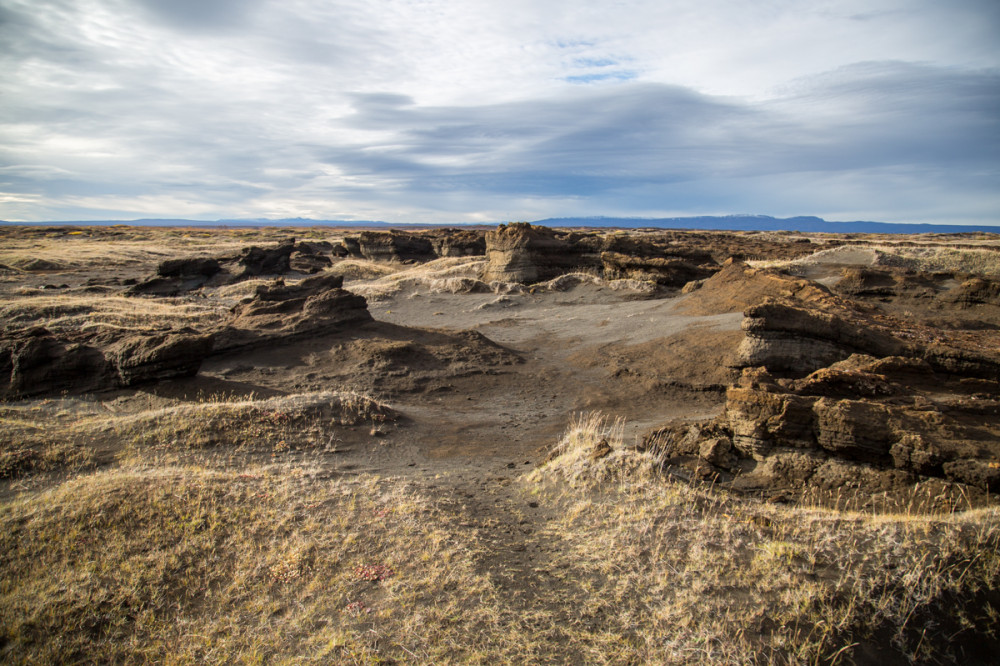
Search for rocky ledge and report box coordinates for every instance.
[213,272,372,354]
[0,327,213,400]
[481,223,724,287]
[2,270,373,399]
[647,260,1000,500]
[127,238,336,296]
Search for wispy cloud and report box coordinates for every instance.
[0,0,998,223]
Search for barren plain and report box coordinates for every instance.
[1,223,999,664]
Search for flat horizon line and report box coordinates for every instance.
[0,214,998,235]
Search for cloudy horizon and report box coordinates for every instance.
[1,0,998,225]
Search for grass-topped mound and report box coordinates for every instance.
[0,391,393,479]
[527,412,1000,663]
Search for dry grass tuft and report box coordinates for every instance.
[327,259,401,281]
[530,412,662,487]
[751,243,1000,276]
[0,231,250,272]
[873,245,1000,275]
[348,257,488,300]
[0,295,223,335]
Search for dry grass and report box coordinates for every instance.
[0,294,223,336]
[347,257,489,300]
[0,463,502,664]
[0,230,247,272]
[751,243,1000,276]
[327,259,404,282]
[2,407,998,663]
[529,412,662,487]
[0,391,393,479]
[873,245,1000,276]
[526,412,1000,664]
[0,226,349,275]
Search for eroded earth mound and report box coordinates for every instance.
[648,257,1000,505]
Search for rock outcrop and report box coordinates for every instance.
[4,261,373,397]
[237,239,297,277]
[647,357,1000,494]
[646,259,1000,500]
[428,228,487,257]
[0,327,213,399]
[214,273,372,353]
[735,301,904,374]
[1,329,111,398]
[835,268,941,299]
[943,277,1000,307]
[127,257,223,296]
[481,223,722,286]
[344,232,436,263]
[600,252,716,287]
[290,241,335,273]
[481,224,588,283]
[106,332,214,386]
[127,239,340,297]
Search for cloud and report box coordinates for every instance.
[133,0,262,31]
[314,63,998,193]
[0,0,998,223]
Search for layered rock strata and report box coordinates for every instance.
[481,224,588,283]
[0,327,213,399]
[213,272,372,353]
[343,232,435,262]
[481,223,723,286]
[648,260,1000,496]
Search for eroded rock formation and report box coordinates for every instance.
[344,232,436,263]
[481,223,724,286]
[127,239,340,297]
[0,327,213,399]
[481,224,588,283]
[127,257,223,296]
[214,272,372,353]
[647,260,1000,498]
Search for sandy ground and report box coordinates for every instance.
[187,280,739,479]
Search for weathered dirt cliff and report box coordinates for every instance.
[213,272,372,353]
[0,327,213,399]
[649,260,1000,500]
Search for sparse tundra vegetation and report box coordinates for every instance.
[1,224,999,664]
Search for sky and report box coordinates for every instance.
[1,0,998,225]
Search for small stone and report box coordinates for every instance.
[589,438,612,461]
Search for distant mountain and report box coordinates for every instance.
[1,215,997,234]
[535,215,1000,235]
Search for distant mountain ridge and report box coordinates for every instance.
[534,215,999,235]
[1,215,997,234]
